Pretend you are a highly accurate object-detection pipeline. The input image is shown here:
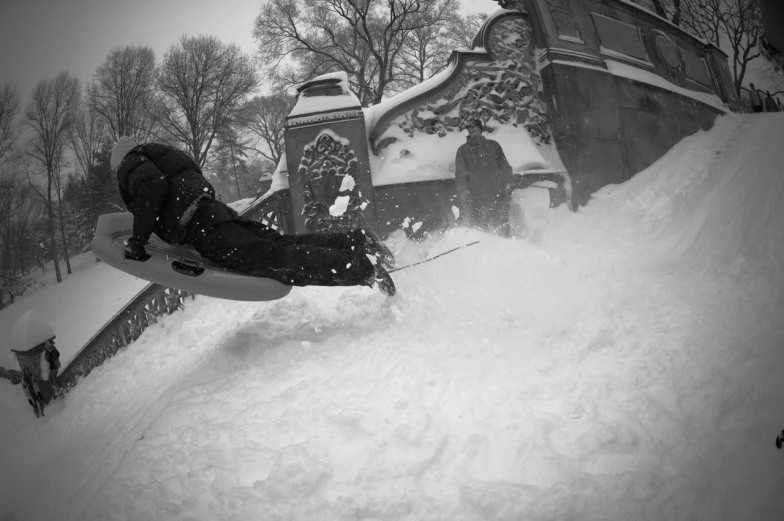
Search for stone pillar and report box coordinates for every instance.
[284,72,379,234]
[9,310,57,402]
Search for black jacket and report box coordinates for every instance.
[116,143,216,244]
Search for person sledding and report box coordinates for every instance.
[111,137,396,296]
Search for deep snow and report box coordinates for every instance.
[1,112,783,521]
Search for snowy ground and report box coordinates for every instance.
[1,112,783,521]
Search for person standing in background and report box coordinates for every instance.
[454,118,514,237]
[749,83,763,112]
[44,340,63,398]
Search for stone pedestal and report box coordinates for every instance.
[9,310,57,402]
[284,73,379,234]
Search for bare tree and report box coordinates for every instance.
[0,172,44,284]
[24,72,81,283]
[0,84,21,170]
[721,0,763,95]
[680,0,762,96]
[209,119,252,200]
[70,104,107,227]
[235,94,295,167]
[394,10,486,92]
[153,35,259,167]
[253,0,458,105]
[448,12,488,49]
[681,0,726,46]
[52,152,73,275]
[394,21,453,91]
[88,45,157,142]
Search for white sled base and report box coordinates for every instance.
[91,212,292,302]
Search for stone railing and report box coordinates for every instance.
[57,285,194,391]
[240,189,292,232]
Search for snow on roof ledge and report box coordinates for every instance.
[604,59,727,112]
[614,0,717,52]
[543,58,727,112]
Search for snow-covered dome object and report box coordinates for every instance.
[9,309,55,352]
[6,310,55,371]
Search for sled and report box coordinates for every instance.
[91,212,292,302]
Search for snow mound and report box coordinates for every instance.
[2,114,784,521]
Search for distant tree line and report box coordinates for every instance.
[0,0,483,295]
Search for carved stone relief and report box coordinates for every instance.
[297,132,366,232]
[387,16,551,148]
[547,0,581,40]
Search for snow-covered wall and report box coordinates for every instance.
[528,0,735,204]
[273,1,739,235]
[367,10,563,188]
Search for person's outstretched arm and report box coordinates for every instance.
[117,154,169,248]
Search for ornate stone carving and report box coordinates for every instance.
[297,131,366,232]
[390,16,551,147]
[286,109,365,128]
[646,30,684,85]
[653,33,680,69]
[547,0,581,39]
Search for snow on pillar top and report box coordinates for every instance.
[9,309,55,353]
[288,71,362,119]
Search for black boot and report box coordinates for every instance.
[363,230,395,269]
[370,264,396,297]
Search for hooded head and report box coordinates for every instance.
[464,118,483,133]
[110,136,138,171]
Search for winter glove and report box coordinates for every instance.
[124,236,151,261]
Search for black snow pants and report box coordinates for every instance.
[182,199,375,287]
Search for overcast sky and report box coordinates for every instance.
[0,0,501,102]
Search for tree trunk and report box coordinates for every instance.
[18,244,26,275]
[671,0,681,26]
[230,142,241,200]
[55,167,72,274]
[47,172,62,283]
[2,210,10,284]
[56,200,72,275]
[88,177,96,230]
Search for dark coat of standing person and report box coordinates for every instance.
[749,83,763,112]
[454,119,514,236]
[111,137,395,296]
[22,369,44,418]
[764,91,778,112]
[44,341,62,397]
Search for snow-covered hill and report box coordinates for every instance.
[1,112,783,521]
